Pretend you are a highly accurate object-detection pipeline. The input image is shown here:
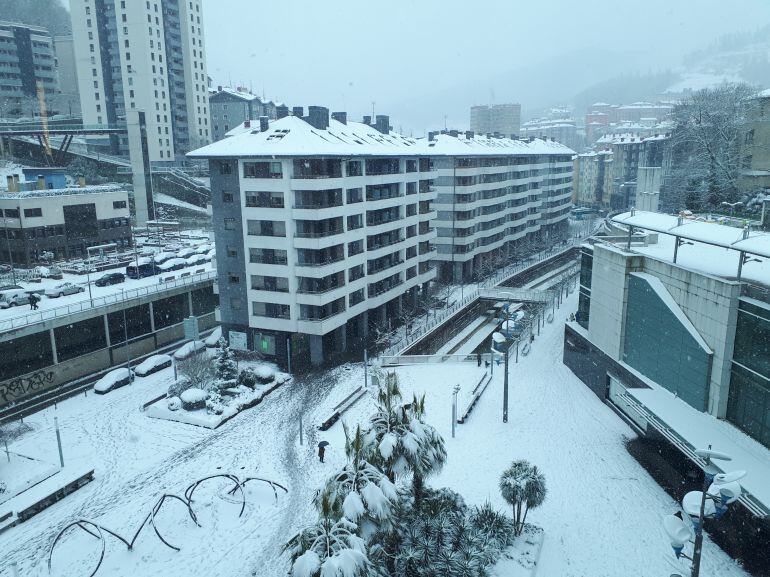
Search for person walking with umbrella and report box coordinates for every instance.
[318,441,329,463]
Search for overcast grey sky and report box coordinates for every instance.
[202,0,770,132]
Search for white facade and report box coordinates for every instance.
[70,0,210,161]
[429,132,574,281]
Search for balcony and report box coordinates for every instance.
[295,228,344,238]
[367,259,404,276]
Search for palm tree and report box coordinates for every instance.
[499,460,546,536]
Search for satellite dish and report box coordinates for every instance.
[713,470,746,484]
[682,491,715,518]
[663,515,694,547]
[694,448,732,462]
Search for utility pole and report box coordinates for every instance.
[451,385,460,438]
[502,341,509,423]
[54,416,64,467]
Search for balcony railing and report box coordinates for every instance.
[295,228,344,238]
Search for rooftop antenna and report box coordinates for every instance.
[444,115,448,130]
[371,101,376,119]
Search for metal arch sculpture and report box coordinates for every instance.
[47,474,287,577]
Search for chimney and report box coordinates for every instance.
[37,175,45,190]
[428,131,437,142]
[307,106,329,130]
[375,115,389,134]
[244,119,251,129]
[78,175,86,187]
[363,115,371,126]
[6,175,14,192]
[449,129,459,138]
[331,111,347,125]
[276,104,289,119]
[486,132,493,139]
[466,130,474,140]
[259,115,269,132]
[292,106,304,118]
[217,85,222,92]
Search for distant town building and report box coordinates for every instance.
[585,101,674,144]
[209,86,279,142]
[70,0,211,161]
[739,89,770,196]
[469,103,521,136]
[189,109,438,368]
[596,132,672,210]
[572,150,613,208]
[520,116,583,152]
[0,178,131,265]
[430,131,574,282]
[0,21,58,119]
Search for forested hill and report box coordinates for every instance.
[0,0,71,35]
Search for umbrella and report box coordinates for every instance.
[318,441,330,448]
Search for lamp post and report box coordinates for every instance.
[662,448,746,577]
[119,288,132,379]
[2,211,16,285]
[451,384,460,438]
[492,331,509,423]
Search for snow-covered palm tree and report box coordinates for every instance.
[320,423,398,539]
[286,492,370,577]
[365,374,446,507]
[499,460,546,536]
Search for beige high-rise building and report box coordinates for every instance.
[469,103,521,136]
[70,0,211,161]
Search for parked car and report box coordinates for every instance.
[94,272,126,287]
[0,289,31,308]
[158,258,186,272]
[185,254,207,267]
[45,282,85,298]
[204,326,222,347]
[0,264,12,274]
[93,368,133,394]
[176,247,196,259]
[0,284,23,292]
[173,340,206,360]
[134,354,173,377]
[126,258,159,279]
[153,251,176,265]
[193,244,211,255]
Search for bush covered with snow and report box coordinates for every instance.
[167,396,181,411]
[180,387,207,410]
[168,377,193,398]
[254,364,275,384]
[237,368,258,389]
[205,391,225,415]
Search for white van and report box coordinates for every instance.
[0,289,31,308]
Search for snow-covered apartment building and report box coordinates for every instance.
[565,211,770,519]
[189,109,439,366]
[428,131,574,282]
[70,0,210,160]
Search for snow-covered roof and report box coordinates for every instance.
[627,385,770,517]
[613,211,770,260]
[755,88,770,99]
[189,115,574,159]
[210,87,259,102]
[596,132,670,145]
[0,183,124,199]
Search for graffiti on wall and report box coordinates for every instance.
[0,370,56,404]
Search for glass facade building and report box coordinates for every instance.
[728,299,770,448]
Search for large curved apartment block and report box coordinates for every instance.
[427,131,574,282]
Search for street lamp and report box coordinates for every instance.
[491,331,509,423]
[662,448,746,577]
[119,288,133,381]
[451,384,460,438]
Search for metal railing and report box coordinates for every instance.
[0,270,215,333]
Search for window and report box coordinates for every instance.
[113,200,127,209]
[252,301,290,319]
[251,275,289,292]
[218,162,232,175]
[223,192,234,203]
[243,161,282,179]
[249,248,287,265]
[224,218,236,231]
[226,246,238,258]
[247,220,286,237]
[24,208,42,217]
[230,297,243,310]
[246,191,284,208]
[228,273,240,284]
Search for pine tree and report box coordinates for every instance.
[212,337,238,392]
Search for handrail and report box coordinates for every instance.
[0,270,216,333]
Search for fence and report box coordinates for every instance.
[381,352,493,366]
[0,270,216,333]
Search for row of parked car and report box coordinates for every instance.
[127,244,215,279]
[94,327,222,393]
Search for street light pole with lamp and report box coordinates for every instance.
[491,331,509,423]
[662,447,746,577]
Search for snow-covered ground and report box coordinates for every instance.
[0,292,751,577]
